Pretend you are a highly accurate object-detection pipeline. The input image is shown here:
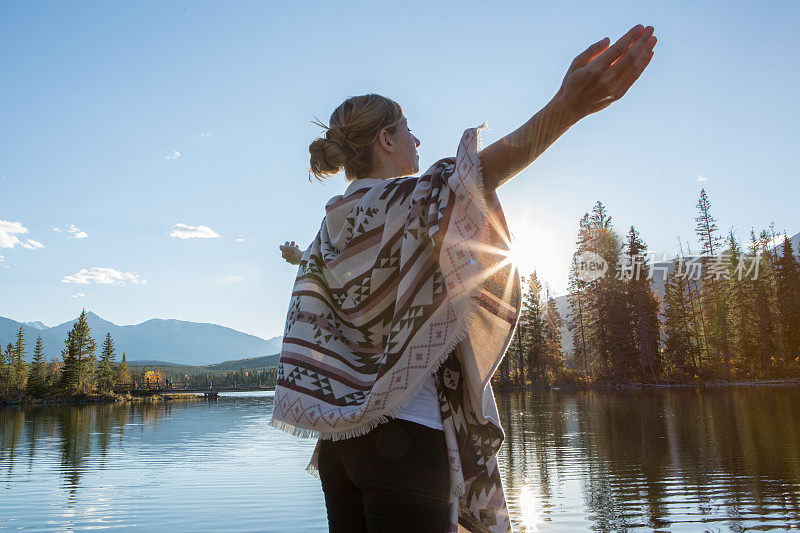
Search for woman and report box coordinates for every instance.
[272,25,656,532]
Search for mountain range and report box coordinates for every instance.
[0,312,283,366]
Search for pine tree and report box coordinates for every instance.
[663,259,699,375]
[12,327,28,391]
[623,227,661,379]
[567,217,591,374]
[71,310,97,392]
[28,336,48,395]
[60,329,79,391]
[117,353,130,386]
[543,284,565,380]
[679,239,709,371]
[775,236,800,362]
[694,189,730,369]
[98,332,117,391]
[521,272,546,385]
[695,189,722,257]
[725,230,760,374]
[586,202,631,379]
[750,227,784,366]
[0,344,9,396]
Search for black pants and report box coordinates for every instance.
[318,417,450,532]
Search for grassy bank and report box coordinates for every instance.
[0,390,204,407]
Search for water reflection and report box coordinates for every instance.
[498,387,800,531]
[2,388,800,531]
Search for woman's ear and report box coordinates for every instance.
[376,128,396,154]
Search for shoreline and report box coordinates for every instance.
[496,378,800,393]
[0,391,206,408]
[4,379,799,407]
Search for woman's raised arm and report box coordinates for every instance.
[479,25,656,191]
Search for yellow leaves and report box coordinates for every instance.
[142,370,166,383]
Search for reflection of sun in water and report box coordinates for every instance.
[519,484,544,532]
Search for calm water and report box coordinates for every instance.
[2,388,799,532]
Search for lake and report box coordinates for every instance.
[2,387,799,531]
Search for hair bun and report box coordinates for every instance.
[309,137,347,179]
[307,94,403,182]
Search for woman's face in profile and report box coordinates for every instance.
[393,116,421,176]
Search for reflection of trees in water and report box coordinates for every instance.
[0,402,170,498]
[57,407,94,497]
[498,387,800,530]
[1,409,26,480]
[498,390,573,528]
[578,391,674,530]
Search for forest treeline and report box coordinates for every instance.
[492,188,800,388]
[0,310,277,401]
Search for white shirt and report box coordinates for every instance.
[393,373,443,431]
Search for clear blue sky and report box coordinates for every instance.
[1,1,798,339]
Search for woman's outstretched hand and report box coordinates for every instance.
[478,24,657,191]
[557,25,656,123]
[279,241,303,265]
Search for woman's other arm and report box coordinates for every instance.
[479,25,656,191]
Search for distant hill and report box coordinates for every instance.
[126,354,281,378]
[204,353,281,371]
[0,312,283,366]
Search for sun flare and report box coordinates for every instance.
[519,484,544,532]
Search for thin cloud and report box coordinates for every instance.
[62,267,146,286]
[21,239,45,249]
[697,174,709,182]
[164,150,181,160]
[198,133,212,138]
[67,225,88,239]
[54,224,88,238]
[0,219,45,249]
[220,274,245,284]
[170,223,220,240]
[70,293,86,298]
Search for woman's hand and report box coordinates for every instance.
[279,241,303,265]
[479,24,657,191]
[555,25,656,123]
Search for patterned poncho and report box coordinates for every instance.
[270,125,522,532]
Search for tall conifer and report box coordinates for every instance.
[623,227,661,379]
[98,332,116,391]
[776,236,800,361]
[12,327,28,391]
[29,335,48,394]
[117,353,130,386]
[663,259,699,374]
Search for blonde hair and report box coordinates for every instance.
[309,94,403,181]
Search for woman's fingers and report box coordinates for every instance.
[611,46,655,101]
[570,37,611,71]
[594,25,645,71]
[605,28,655,80]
